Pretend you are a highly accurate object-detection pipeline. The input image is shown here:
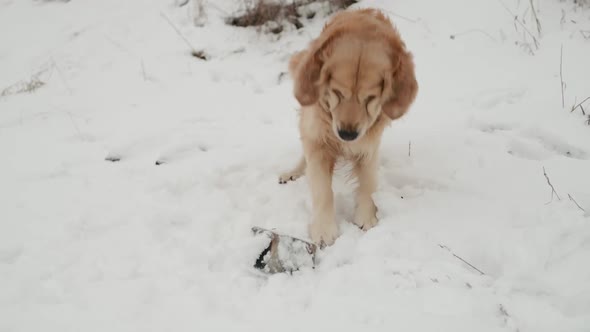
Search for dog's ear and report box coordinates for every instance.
[288,50,306,78]
[382,49,418,120]
[291,38,334,106]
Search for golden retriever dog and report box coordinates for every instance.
[279,8,418,247]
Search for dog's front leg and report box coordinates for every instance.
[278,156,306,184]
[353,153,379,231]
[305,146,338,247]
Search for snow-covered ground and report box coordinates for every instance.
[1,0,590,331]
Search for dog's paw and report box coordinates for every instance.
[278,170,303,184]
[309,219,339,248]
[353,201,378,231]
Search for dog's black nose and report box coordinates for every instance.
[338,129,358,141]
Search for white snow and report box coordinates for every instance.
[1,0,590,331]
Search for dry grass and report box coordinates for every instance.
[228,0,357,33]
[229,1,299,28]
[1,70,47,97]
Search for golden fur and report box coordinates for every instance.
[279,8,418,246]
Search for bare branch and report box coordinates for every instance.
[571,96,590,114]
[496,0,539,49]
[568,194,586,212]
[379,9,420,23]
[529,0,542,36]
[543,166,561,203]
[450,29,497,42]
[438,244,485,275]
[160,12,199,54]
[161,12,195,52]
[160,12,207,60]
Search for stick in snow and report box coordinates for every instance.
[543,166,561,203]
[560,45,565,109]
[438,244,485,275]
[571,96,590,115]
[568,194,586,213]
[496,0,539,49]
[160,12,208,60]
[529,0,541,36]
[449,29,497,42]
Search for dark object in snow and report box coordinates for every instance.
[228,2,299,28]
[105,155,121,162]
[277,71,288,84]
[191,50,208,60]
[438,244,485,275]
[252,226,317,274]
[227,0,356,33]
[155,160,166,166]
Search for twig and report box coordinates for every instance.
[543,166,561,203]
[450,29,497,42]
[568,194,586,212]
[571,96,577,112]
[379,9,420,23]
[408,141,411,157]
[160,12,195,52]
[529,0,541,36]
[438,244,485,275]
[52,58,72,95]
[517,39,535,56]
[496,0,539,49]
[560,44,564,108]
[571,96,590,114]
[65,111,82,138]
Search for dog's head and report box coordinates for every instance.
[290,10,418,142]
